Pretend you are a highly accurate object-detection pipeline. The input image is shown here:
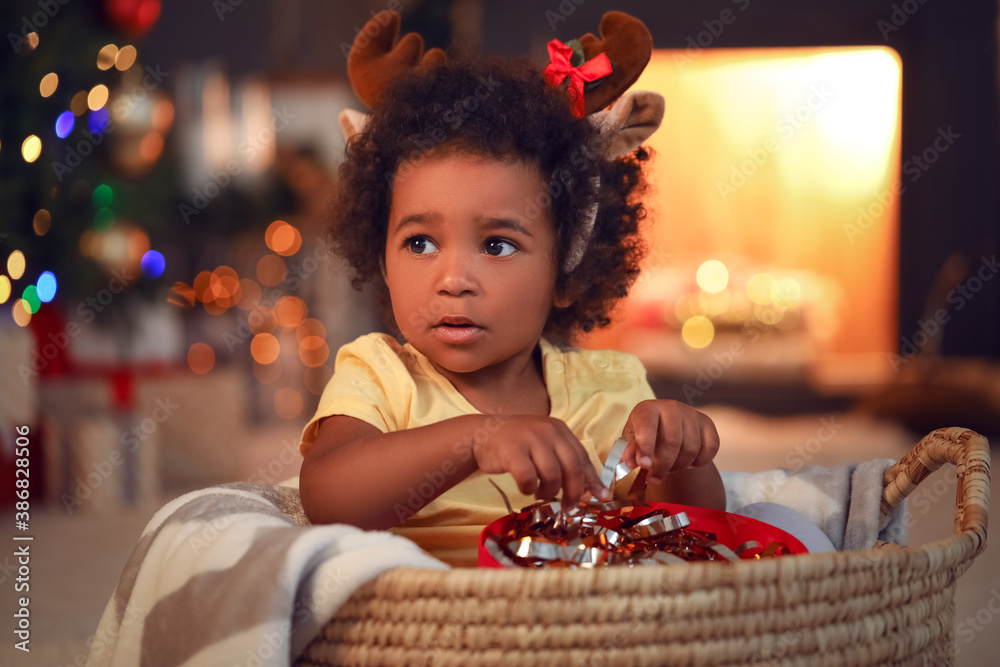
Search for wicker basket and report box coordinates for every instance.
[296,427,990,667]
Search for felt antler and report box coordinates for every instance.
[589,90,665,158]
[545,11,654,117]
[346,10,448,108]
[561,90,664,273]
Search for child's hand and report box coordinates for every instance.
[473,415,612,505]
[621,400,720,486]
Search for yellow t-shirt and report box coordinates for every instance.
[299,332,655,567]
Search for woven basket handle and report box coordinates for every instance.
[880,427,990,545]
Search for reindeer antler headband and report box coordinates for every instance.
[339,10,665,273]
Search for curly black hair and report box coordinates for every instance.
[330,57,650,344]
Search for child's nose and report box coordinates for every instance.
[435,252,478,296]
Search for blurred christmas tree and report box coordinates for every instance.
[0,0,179,325]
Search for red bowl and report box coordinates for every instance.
[478,501,809,568]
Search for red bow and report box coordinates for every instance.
[543,39,612,118]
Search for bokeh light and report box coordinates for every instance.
[36,271,57,302]
[256,254,286,286]
[295,317,327,342]
[681,315,715,349]
[55,111,75,138]
[92,184,113,207]
[39,72,58,97]
[193,270,214,303]
[70,91,89,115]
[21,285,41,314]
[298,335,329,367]
[0,276,10,304]
[208,266,241,308]
[115,45,137,70]
[251,333,280,364]
[187,343,215,374]
[203,299,227,316]
[754,304,783,326]
[273,388,304,420]
[139,132,164,162]
[747,273,775,305]
[771,278,803,311]
[22,136,42,163]
[33,209,51,236]
[88,84,109,111]
[7,251,26,280]
[12,300,32,327]
[273,296,306,328]
[265,220,302,256]
[151,98,175,131]
[140,250,165,278]
[696,260,729,293]
[127,229,150,261]
[88,108,110,134]
[97,44,118,70]
[698,289,731,317]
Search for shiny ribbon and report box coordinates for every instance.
[483,442,795,568]
[543,40,613,118]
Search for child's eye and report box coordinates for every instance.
[484,239,516,257]
[406,236,438,255]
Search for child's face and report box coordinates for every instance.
[385,150,561,376]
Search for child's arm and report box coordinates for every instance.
[620,400,727,510]
[300,413,611,530]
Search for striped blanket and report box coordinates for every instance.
[85,481,447,667]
